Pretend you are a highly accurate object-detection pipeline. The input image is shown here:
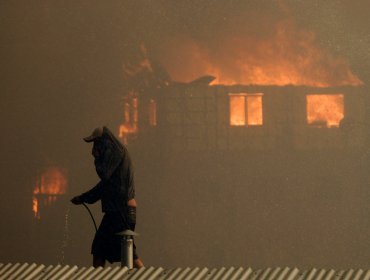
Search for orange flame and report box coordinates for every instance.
[32,197,39,219]
[230,94,263,126]
[230,95,246,126]
[307,94,344,128]
[119,94,139,144]
[32,167,68,219]
[157,19,362,87]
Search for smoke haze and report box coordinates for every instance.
[1,0,370,269]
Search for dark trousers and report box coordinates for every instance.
[91,207,138,263]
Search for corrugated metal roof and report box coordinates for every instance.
[0,264,369,280]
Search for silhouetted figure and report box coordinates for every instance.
[71,126,144,268]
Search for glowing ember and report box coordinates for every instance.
[32,167,68,219]
[230,93,263,126]
[306,94,344,128]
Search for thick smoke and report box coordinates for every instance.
[0,0,370,269]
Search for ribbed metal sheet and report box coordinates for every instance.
[0,264,369,280]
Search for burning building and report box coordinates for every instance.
[118,14,366,151]
[118,79,366,151]
[115,15,368,267]
[3,0,370,269]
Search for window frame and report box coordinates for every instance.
[229,93,264,127]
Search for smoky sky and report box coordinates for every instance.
[1,0,370,268]
[2,0,368,143]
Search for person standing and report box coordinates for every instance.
[71,126,144,268]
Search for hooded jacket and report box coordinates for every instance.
[80,127,135,215]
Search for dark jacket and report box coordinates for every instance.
[80,127,135,216]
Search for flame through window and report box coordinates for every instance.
[229,93,263,126]
[32,167,68,219]
[306,94,344,128]
[119,93,139,144]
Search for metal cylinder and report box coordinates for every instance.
[121,236,134,269]
[117,229,138,269]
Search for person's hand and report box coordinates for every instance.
[70,196,83,205]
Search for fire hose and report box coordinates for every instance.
[81,202,98,232]
[80,202,136,268]
[77,201,138,268]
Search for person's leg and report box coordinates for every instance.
[92,214,108,268]
[127,206,144,268]
[93,255,106,268]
